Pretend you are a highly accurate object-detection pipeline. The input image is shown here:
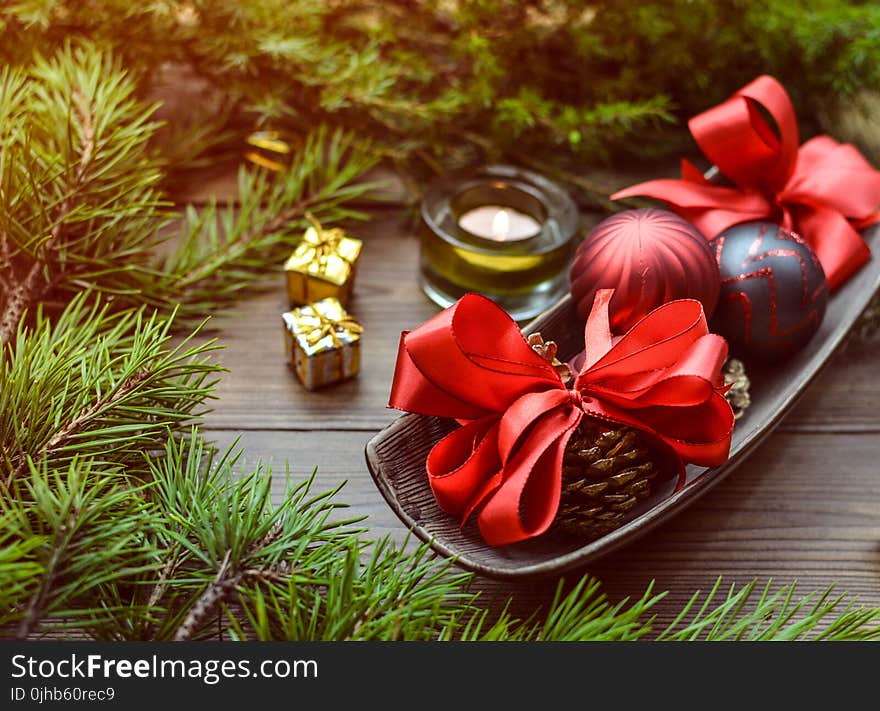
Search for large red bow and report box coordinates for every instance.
[612,75,880,291]
[389,291,735,546]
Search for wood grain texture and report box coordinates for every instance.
[195,183,880,631]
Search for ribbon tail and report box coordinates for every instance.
[477,406,582,546]
[611,179,773,239]
[792,204,871,291]
[425,416,503,518]
[580,288,614,372]
[389,332,488,419]
[611,178,740,207]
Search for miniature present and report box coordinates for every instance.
[282,297,363,390]
[284,213,362,307]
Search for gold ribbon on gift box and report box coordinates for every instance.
[282,297,362,390]
[303,308,364,349]
[298,213,350,269]
[284,213,363,306]
[287,297,362,356]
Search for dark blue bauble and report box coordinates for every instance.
[709,222,828,363]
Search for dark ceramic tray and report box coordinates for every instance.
[366,226,880,580]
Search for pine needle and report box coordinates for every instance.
[1,458,158,638]
[0,293,222,486]
[655,577,880,642]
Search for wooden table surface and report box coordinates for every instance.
[195,184,880,629]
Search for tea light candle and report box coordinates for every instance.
[419,165,578,321]
[458,206,543,242]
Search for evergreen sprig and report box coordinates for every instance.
[2,458,159,639]
[154,128,380,320]
[0,294,221,487]
[144,434,362,642]
[0,42,381,347]
[0,44,166,345]
[231,537,482,642]
[6,430,880,641]
[0,514,45,629]
[657,577,880,642]
[448,576,660,642]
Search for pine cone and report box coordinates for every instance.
[527,333,572,384]
[553,418,672,540]
[722,357,751,420]
[526,332,678,541]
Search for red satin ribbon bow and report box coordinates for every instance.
[389,291,735,546]
[612,75,880,291]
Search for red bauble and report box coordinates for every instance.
[570,209,721,331]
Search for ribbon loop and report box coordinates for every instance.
[389,291,735,546]
[389,293,563,418]
[612,74,880,291]
[303,308,363,347]
[690,75,799,192]
[574,294,734,468]
[301,212,350,271]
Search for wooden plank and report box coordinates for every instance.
[783,336,880,431]
[204,428,880,629]
[200,211,880,433]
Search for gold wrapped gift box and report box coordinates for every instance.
[284,215,362,307]
[282,297,362,390]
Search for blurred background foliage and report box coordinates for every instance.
[3,0,879,191]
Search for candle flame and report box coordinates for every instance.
[491,209,510,240]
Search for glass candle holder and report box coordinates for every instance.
[419,164,579,321]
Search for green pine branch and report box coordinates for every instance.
[153,127,381,321]
[0,44,167,346]
[656,577,880,642]
[145,434,361,642]
[230,538,478,642]
[0,294,222,488]
[0,514,45,630]
[6,429,880,641]
[5,1,880,190]
[2,458,159,639]
[0,42,382,348]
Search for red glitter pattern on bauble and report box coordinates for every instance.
[709,222,828,362]
[570,209,721,332]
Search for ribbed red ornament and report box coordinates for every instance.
[570,209,721,331]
